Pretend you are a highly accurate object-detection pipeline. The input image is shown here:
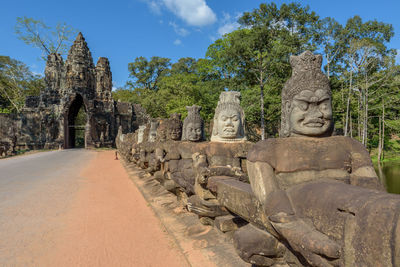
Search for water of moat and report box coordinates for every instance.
[375,161,400,194]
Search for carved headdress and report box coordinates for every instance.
[211,91,246,142]
[281,51,332,137]
[182,105,204,141]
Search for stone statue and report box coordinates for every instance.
[137,125,146,144]
[148,121,159,143]
[167,113,182,141]
[182,105,204,142]
[234,51,385,266]
[156,119,168,142]
[211,91,246,143]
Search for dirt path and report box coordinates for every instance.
[40,150,191,267]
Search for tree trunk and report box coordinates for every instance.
[260,82,265,140]
[349,111,353,138]
[364,84,368,146]
[344,71,353,136]
[378,116,382,163]
[357,91,361,138]
[382,100,385,161]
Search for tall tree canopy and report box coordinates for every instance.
[15,17,78,60]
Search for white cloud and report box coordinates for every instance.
[218,22,239,36]
[163,0,216,27]
[146,0,162,14]
[217,12,241,36]
[169,22,189,36]
[174,39,182,45]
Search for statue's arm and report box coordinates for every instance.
[247,161,279,208]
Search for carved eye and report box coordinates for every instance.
[232,116,239,121]
[319,100,329,109]
[221,116,227,121]
[297,101,309,111]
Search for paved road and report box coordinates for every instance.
[0,150,96,266]
[0,150,190,267]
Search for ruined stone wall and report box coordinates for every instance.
[0,113,18,157]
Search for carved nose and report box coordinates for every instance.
[309,104,323,118]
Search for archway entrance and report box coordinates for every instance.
[64,94,87,148]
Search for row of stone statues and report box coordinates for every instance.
[136,90,246,144]
[117,51,400,267]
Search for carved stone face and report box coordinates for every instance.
[169,127,182,141]
[288,89,332,137]
[217,109,241,139]
[186,122,202,142]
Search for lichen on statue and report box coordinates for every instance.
[235,51,386,267]
[211,91,246,143]
[182,105,204,142]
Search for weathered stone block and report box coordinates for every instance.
[214,215,247,233]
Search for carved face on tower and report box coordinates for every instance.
[281,51,333,137]
[167,113,183,141]
[182,105,204,142]
[211,91,246,142]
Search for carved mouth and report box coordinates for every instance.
[223,127,235,133]
[304,122,324,127]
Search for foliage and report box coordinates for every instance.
[15,16,78,60]
[0,56,44,113]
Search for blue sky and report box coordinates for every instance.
[1,0,400,88]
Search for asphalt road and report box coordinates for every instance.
[0,149,191,267]
[0,149,96,266]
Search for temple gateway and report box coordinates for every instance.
[0,33,148,153]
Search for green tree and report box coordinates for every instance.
[15,17,78,60]
[127,56,171,91]
[0,56,44,113]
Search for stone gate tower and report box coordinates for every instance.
[18,33,148,149]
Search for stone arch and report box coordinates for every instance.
[64,94,89,148]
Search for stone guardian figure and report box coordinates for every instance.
[182,105,204,142]
[234,51,386,267]
[211,91,246,142]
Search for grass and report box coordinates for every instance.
[371,150,400,163]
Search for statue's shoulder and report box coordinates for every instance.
[247,138,284,164]
[329,136,367,151]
